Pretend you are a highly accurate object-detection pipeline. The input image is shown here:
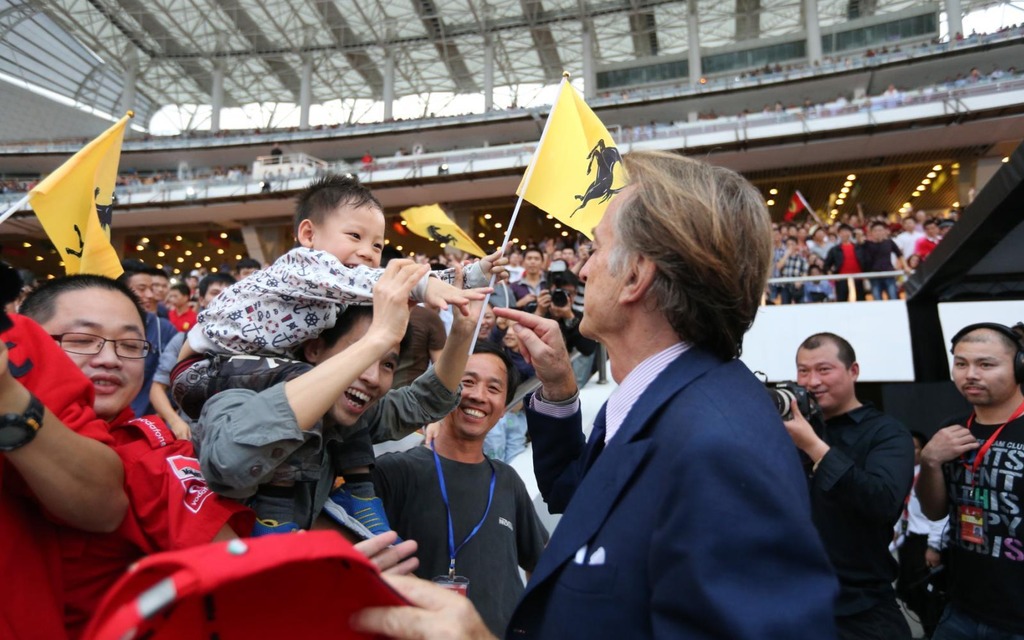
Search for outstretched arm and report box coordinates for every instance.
[0,338,126,532]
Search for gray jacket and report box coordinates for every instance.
[195,368,459,526]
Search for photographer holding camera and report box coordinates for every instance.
[529,270,597,385]
[784,332,915,640]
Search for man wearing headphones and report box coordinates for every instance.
[918,322,1024,639]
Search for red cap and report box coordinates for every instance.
[83,531,406,640]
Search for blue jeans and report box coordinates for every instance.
[933,606,1024,640]
[870,276,898,301]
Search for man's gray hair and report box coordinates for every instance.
[610,151,772,360]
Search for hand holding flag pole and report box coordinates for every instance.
[468,73,626,353]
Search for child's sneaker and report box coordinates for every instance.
[328,486,398,540]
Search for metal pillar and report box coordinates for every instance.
[945,0,963,41]
[210,61,225,133]
[383,53,395,121]
[299,56,313,130]
[483,37,495,111]
[687,0,702,86]
[804,0,823,66]
[120,48,137,115]
[582,24,595,99]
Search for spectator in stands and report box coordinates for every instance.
[918,323,1024,639]
[0,274,127,640]
[938,219,955,238]
[500,322,535,380]
[235,257,261,279]
[118,261,178,418]
[148,268,171,319]
[185,270,201,302]
[824,224,866,302]
[915,219,942,260]
[894,216,923,260]
[769,227,787,303]
[476,303,497,345]
[776,236,809,304]
[505,250,524,283]
[20,275,253,638]
[808,225,835,261]
[784,332,915,639]
[165,283,196,332]
[803,264,836,302]
[510,247,546,311]
[372,341,547,636]
[861,221,908,301]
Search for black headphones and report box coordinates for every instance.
[950,322,1024,384]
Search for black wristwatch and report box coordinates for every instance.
[0,394,44,452]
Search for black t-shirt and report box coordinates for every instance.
[941,414,1024,632]
[372,446,549,636]
[859,239,901,273]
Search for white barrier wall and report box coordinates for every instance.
[938,300,1024,368]
[740,301,916,383]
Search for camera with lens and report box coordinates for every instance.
[767,381,823,424]
[524,301,538,313]
[551,288,570,308]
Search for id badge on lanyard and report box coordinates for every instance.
[957,400,1024,546]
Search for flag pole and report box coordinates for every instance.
[468,72,572,354]
[0,194,31,226]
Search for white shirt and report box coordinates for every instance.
[531,342,690,445]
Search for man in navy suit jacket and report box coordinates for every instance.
[353,151,838,639]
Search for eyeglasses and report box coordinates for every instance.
[50,332,152,359]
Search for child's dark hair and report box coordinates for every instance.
[294,174,383,237]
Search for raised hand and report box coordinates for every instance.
[493,307,576,402]
[371,259,429,344]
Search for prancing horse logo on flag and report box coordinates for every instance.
[572,139,623,217]
[427,225,456,245]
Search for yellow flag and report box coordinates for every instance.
[516,79,627,239]
[29,113,132,278]
[401,204,487,257]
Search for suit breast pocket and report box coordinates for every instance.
[556,562,618,596]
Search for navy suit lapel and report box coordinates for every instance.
[523,347,721,594]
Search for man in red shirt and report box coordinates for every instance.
[823,223,867,302]
[915,218,942,261]
[166,283,197,332]
[0,302,127,638]
[20,275,254,639]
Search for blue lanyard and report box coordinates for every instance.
[431,442,497,579]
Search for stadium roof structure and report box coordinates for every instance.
[2,0,984,129]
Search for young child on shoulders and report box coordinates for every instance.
[171,174,506,537]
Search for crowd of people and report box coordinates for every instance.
[2,153,1021,640]
[767,208,956,304]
